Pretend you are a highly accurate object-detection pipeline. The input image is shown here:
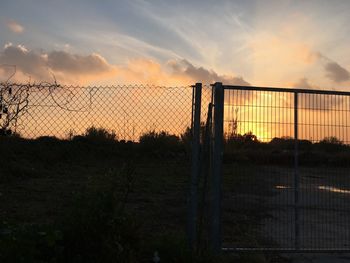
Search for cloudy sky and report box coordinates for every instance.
[1,0,350,88]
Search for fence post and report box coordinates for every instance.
[211,82,224,253]
[188,83,202,250]
[294,91,300,250]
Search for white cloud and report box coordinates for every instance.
[4,43,13,49]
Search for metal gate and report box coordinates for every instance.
[189,82,350,253]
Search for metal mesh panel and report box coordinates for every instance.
[0,84,212,140]
[0,82,213,250]
[221,87,350,251]
[298,93,350,250]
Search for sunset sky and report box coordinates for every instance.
[1,0,350,89]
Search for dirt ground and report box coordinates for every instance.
[222,164,350,261]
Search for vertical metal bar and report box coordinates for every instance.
[197,102,213,250]
[188,83,202,250]
[211,82,224,253]
[294,91,300,250]
[191,85,195,133]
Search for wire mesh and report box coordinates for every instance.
[297,93,350,250]
[0,83,214,140]
[221,86,350,251]
[0,82,214,252]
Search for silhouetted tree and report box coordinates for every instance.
[226,107,239,138]
[269,137,294,150]
[180,122,206,146]
[0,82,30,136]
[320,136,343,145]
[225,131,259,145]
[139,130,181,153]
[317,136,345,152]
[0,65,60,136]
[83,126,117,142]
[242,131,258,143]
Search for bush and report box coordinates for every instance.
[0,166,140,263]
[320,136,343,145]
[83,126,117,142]
[269,137,294,150]
[60,165,139,263]
[140,232,191,263]
[225,132,260,153]
[36,136,61,143]
[180,123,207,145]
[0,128,20,137]
[139,130,182,154]
[316,136,346,152]
[0,222,64,263]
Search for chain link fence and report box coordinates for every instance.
[0,82,216,261]
[0,83,211,140]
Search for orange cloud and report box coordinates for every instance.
[243,11,327,87]
[6,19,24,33]
[1,44,250,87]
[112,58,192,86]
[0,44,117,85]
[110,58,250,86]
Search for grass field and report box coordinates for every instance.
[1,135,349,262]
[0,136,196,261]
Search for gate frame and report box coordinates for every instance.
[209,84,350,253]
[210,82,224,253]
[188,83,202,250]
